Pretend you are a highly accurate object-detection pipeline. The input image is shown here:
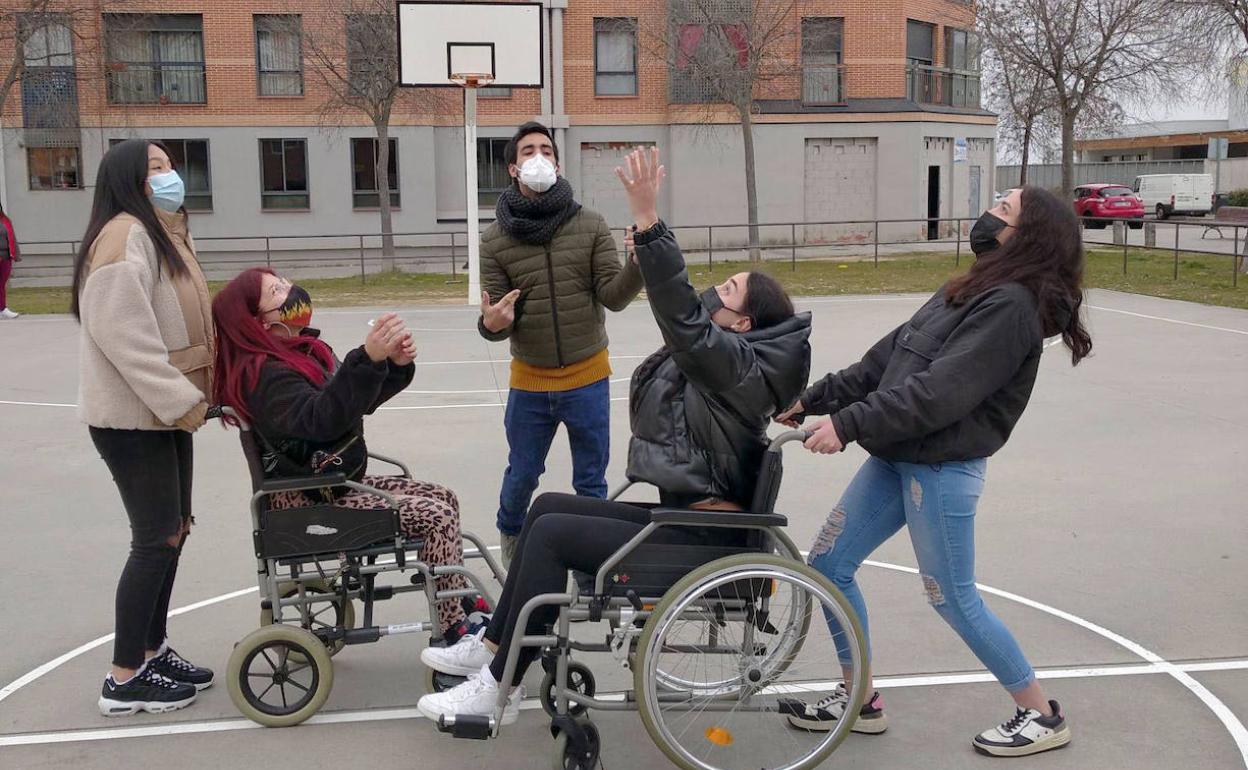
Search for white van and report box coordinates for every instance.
[1132,174,1214,219]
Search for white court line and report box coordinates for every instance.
[1087,304,1248,336]
[863,559,1248,764]
[2,659,1246,748]
[0,399,74,408]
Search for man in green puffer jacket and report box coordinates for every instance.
[478,122,644,565]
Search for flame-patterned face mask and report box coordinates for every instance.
[264,283,313,334]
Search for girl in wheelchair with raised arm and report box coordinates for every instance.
[211,268,484,644]
[417,147,812,725]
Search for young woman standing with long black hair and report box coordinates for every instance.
[777,186,1092,757]
[73,139,216,715]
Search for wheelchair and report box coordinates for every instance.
[433,430,869,770]
[209,406,506,727]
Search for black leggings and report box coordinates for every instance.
[90,427,193,670]
[485,492,736,686]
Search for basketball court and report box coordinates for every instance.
[1,288,1246,768]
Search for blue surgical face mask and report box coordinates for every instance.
[148,170,185,213]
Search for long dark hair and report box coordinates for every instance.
[71,139,187,319]
[744,272,795,330]
[946,185,1093,365]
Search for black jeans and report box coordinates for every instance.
[485,492,737,686]
[90,427,193,669]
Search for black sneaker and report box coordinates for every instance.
[780,684,888,734]
[98,667,197,716]
[973,700,1071,757]
[147,646,215,690]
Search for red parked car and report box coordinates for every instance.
[1073,184,1145,229]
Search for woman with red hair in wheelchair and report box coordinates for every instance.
[211,268,482,644]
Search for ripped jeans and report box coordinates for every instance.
[808,455,1036,693]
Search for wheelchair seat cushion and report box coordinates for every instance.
[258,503,400,561]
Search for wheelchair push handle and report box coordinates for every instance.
[206,404,253,432]
[767,429,815,452]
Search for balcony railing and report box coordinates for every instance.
[801,64,845,105]
[106,63,207,104]
[906,64,981,109]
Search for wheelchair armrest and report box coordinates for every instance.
[367,451,411,478]
[650,508,788,528]
[259,473,348,494]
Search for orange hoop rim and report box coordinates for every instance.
[450,72,495,88]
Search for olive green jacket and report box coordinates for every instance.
[478,207,644,368]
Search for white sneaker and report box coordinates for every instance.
[417,665,521,725]
[420,628,494,676]
[973,700,1071,757]
[0,308,18,319]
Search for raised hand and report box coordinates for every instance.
[481,289,522,333]
[614,146,666,232]
[774,399,805,428]
[391,331,418,366]
[365,313,406,363]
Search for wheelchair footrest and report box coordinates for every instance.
[437,714,493,740]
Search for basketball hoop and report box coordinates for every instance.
[450,72,495,89]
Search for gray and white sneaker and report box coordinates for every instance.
[416,665,522,725]
[780,684,888,734]
[0,308,18,319]
[973,700,1071,757]
[500,534,519,569]
[98,667,197,716]
[420,627,494,676]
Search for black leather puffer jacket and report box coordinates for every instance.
[625,222,812,507]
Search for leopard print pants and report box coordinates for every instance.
[267,475,470,632]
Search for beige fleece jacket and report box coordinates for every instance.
[77,209,214,430]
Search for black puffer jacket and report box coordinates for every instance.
[626,223,812,506]
[802,283,1049,463]
[245,342,414,487]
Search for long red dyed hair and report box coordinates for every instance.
[212,268,335,422]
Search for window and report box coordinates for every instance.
[943,27,981,108]
[346,14,393,101]
[260,139,309,210]
[670,23,748,103]
[23,16,74,67]
[479,86,512,99]
[351,137,399,209]
[105,14,206,104]
[20,14,81,156]
[27,147,81,190]
[801,18,843,104]
[595,18,637,96]
[477,138,510,207]
[255,15,303,96]
[906,20,935,103]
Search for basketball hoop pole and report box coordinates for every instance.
[462,86,481,306]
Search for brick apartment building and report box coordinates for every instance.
[0,0,994,248]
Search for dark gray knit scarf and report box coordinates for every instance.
[494,177,582,245]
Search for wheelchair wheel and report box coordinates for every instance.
[227,625,334,727]
[653,533,810,696]
[635,554,868,770]
[259,580,355,660]
[540,661,595,717]
[552,720,601,770]
[422,666,466,694]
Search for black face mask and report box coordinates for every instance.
[274,284,313,330]
[970,212,1009,256]
[699,286,725,315]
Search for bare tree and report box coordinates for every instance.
[979,0,1203,196]
[0,4,94,132]
[641,0,803,262]
[293,0,450,270]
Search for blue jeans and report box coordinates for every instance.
[495,378,610,535]
[809,456,1036,693]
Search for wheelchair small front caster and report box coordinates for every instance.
[551,718,600,770]
[227,625,334,727]
[540,661,596,717]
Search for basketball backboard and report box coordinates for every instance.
[396,1,544,88]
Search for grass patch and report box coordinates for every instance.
[8,247,1245,315]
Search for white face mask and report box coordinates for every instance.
[517,155,557,193]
